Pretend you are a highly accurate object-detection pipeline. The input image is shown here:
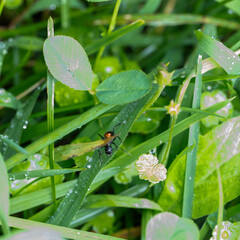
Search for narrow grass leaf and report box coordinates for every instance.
[182,55,202,218]
[91,99,233,192]
[11,36,43,51]
[96,70,152,104]
[0,88,20,109]
[43,35,93,91]
[7,216,124,240]
[139,0,162,14]
[48,84,159,226]
[10,180,77,214]
[82,194,162,211]
[159,116,240,219]
[196,30,240,74]
[0,86,42,159]
[0,153,10,234]
[9,169,82,180]
[70,183,149,227]
[0,135,28,155]
[6,103,114,170]
[85,20,145,55]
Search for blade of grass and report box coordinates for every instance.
[29,183,149,224]
[48,84,159,226]
[46,16,57,210]
[0,135,28,155]
[61,0,69,28]
[94,13,240,30]
[10,179,77,214]
[182,55,202,218]
[0,0,6,17]
[91,99,233,192]
[5,103,114,170]
[0,153,10,235]
[196,30,240,74]
[216,165,224,240]
[0,85,42,159]
[149,106,228,120]
[9,169,82,180]
[6,216,124,240]
[82,194,162,211]
[94,0,122,70]
[70,183,149,227]
[85,19,144,55]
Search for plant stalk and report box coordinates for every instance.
[47,17,57,210]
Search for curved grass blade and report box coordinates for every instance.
[182,55,202,218]
[91,98,234,192]
[86,20,144,55]
[6,216,124,240]
[5,103,114,170]
[196,30,240,74]
[47,84,159,226]
[0,86,42,159]
[10,180,77,214]
[70,183,149,227]
[0,153,10,235]
[9,169,82,180]
[82,194,162,211]
[0,135,28,155]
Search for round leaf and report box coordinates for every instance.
[43,35,93,90]
[146,212,199,240]
[96,70,152,104]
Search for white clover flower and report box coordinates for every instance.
[210,221,232,240]
[136,154,167,184]
[150,163,167,183]
[165,100,180,116]
[136,154,158,176]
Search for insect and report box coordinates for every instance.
[97,121,130,164]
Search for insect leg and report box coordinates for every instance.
[98,133,104,139]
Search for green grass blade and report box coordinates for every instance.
[46,16,57,210]
[196,30,240,74]
[82,194,162,211]
[96,14,240,30]
[48,84,159,226]
[70,183,149,227]
[7,216,124,240]
[91,99,233,192]
[85,20,144,55]
[5,103,114,170]
[10,180,77,214]
[0,135,28,155]
[0,86,42,159]
[182,55,202,218]
[0,153,10,235]
[9,169,82,180]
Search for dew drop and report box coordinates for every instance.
[49,4,56,10]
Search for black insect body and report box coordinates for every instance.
[98,123,122,157]
[97,122,130,164]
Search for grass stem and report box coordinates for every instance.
[47,17,57,210]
